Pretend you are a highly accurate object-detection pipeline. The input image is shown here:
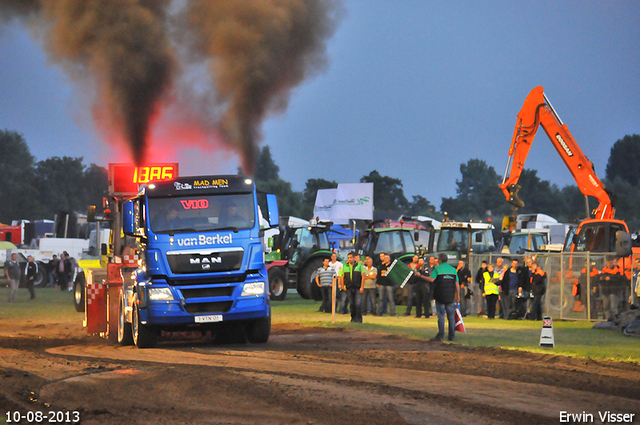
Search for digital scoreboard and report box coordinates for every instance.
[109,163,179,196]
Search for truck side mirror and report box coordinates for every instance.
[122,200,136,236]
[616,230,632,257]
[87,205,97,222]
[475,233,483,243]
[265,193,279,227]
[101,243,108,256]
[414,231,419,242]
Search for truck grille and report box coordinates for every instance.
[166,275,246,286]
[184,301,233,314]
[179,287,234,298]
[166,248,243,274]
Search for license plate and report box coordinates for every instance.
[195,314,223,323]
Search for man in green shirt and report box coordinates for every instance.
[339,252,363,323]
[425,253,460,341]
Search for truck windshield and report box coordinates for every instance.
[148,193,255,233]
[471,229,495,253]
[437,229,469,252]
[370,230,415,256]
[437,228,495,254]
[509,233,547,253]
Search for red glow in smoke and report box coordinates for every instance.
[95,100,240,168]
[128,102,241,174]
[147,105,235,161]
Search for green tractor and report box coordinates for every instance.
[266,218,336,301]
[355,224,427,305]
[356,218,435,263]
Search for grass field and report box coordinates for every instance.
[272,292,640,363]
[1,286,638,363]
[0,286,78,322]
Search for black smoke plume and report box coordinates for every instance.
[0,0,340,173]
[178,0,340,174]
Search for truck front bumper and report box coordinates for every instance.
[141,296,269,326]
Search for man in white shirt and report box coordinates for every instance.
[328,253,343,312]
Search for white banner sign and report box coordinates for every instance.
[329,183,374,224]
[313,188,337,221]
[313,183,374,224]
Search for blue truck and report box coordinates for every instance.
[92,174,279,348]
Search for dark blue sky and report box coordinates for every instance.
[1,1,639,212]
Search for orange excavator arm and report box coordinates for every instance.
[499,86,615,220]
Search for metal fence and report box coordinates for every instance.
[466,252,637,321]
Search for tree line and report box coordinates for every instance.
[439,134,640,230]
[255,136,640,231]
[2,129,639,231]
[0,130,107,224]
[253,146,439,221]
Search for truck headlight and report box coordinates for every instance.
[241,281,265,297]
[148,287,174,301]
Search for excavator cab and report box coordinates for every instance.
[569,220,630,256]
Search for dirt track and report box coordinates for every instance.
[1,320,639,425]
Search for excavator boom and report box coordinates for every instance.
[499,86,615,220]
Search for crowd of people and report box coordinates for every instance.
[3,253,38,302]
[313,252,565,340]
[314,251,463,341]
[3,251,77,303]
[470,256,547,321]
[575,256,639,321]
[46,251,77,291]
[316,250,640,327]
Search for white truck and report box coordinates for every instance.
[501,214,571,253]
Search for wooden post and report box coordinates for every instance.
[331,277,336,324]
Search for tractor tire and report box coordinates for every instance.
[268,268,287,301]
[545,283,573,318]
[298,257,325,301]
[132,301,157,348]
[246,315,271,343]
[296,278,311,299]
[117,292,133,346]
[73,272,86,313]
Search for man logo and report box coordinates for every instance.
[190,257,222,264]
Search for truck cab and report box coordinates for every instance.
[565,218,629,253]
[358,227,418,263]
[436,221,495,262]
[119,175,279,347]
